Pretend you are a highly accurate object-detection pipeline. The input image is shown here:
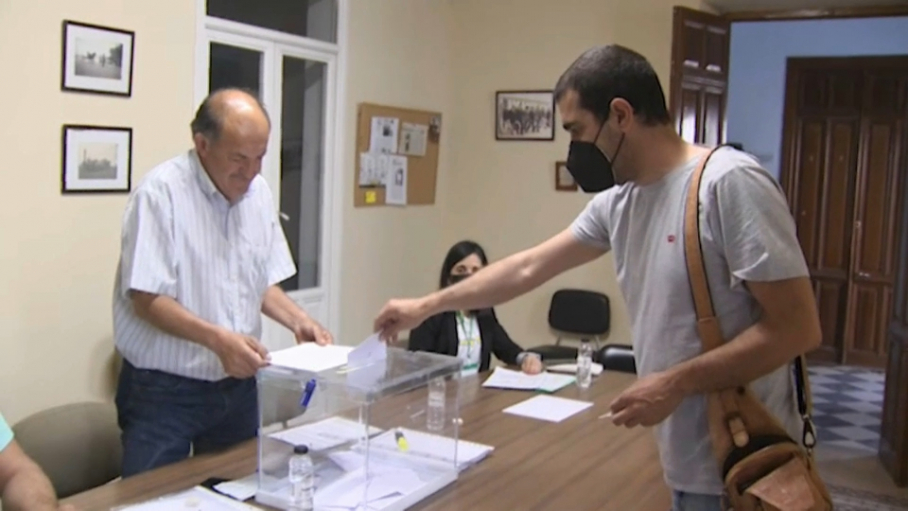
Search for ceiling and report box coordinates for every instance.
[706,0,908,12]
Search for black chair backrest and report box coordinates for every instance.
[599,344,637,374]
[547,289,610,336]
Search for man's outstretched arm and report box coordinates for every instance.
[375,229,606,338]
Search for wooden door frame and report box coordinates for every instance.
[779,55,908,366]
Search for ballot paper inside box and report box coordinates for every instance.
[255,345,465,511]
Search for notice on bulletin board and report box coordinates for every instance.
[398,122,428,157]
[369,117,399,154]
[384,155,407,206]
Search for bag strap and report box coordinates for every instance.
[683,146,816,454]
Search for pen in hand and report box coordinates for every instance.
[598,411,613,420]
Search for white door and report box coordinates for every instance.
[198,18,339,351]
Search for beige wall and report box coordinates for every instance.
[444,0,704,349]
[0,0,704,424]
[338,0,456,343]
[0,0,196,423]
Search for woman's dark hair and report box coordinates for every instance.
[438,240,488,289]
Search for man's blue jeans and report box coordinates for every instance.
[672,491,724,511]
[115,359,258,477]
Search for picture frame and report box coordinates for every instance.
[61,124,133,194]
[555,161,578,192]
[495,90,555,141]
[61,20,135,97]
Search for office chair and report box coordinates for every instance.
[598,344,636,374]
[528,289,610,364]
[13,401,122,498]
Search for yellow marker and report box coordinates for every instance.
[395,428,409,452]
[365,190,377,204]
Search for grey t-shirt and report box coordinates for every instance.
[570,146,806,495]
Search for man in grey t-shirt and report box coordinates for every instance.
[373,45,821,511]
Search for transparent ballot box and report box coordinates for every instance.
[255,346,464,511]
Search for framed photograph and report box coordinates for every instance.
[555,161,578,192]
[61,125,133,194]
[61,20,135,96]
[495,90,555,141]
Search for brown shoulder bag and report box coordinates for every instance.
[684,147,833,511]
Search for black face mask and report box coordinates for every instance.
[448,274,469,285]
[566,121,625,193]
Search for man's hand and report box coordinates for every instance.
[521,354,543,375]
[373,297,431,342]
[293,317,333,346]
[609,371,685,428]
[210,330,269,378]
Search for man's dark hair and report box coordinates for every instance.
[554,45,671,126]
[190,87,270,140]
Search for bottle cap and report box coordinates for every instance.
[293,445,309,455]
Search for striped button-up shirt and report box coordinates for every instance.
[113,150,296,381]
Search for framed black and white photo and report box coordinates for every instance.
[495,90,555,141]
[61,20,135,96]
[61,125,132,194]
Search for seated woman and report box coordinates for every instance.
[408,240,543,376]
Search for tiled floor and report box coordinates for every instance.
[810,365,885,453]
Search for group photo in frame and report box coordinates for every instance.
[495,90,555,141]
[61,124,133,194]
[61,20,135,96]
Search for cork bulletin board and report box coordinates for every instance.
[354,102,441,207]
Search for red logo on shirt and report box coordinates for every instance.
[667,235,676,243]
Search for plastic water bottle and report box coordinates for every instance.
[427,377,446,431]
[577,341,593,389]
[288,445,314,511]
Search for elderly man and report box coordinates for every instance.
[374,45,820,511]
[0,412,69,511]
[113,88,333,477]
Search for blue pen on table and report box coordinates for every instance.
[300,378,317,409]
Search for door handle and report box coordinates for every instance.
[858,271,870,278]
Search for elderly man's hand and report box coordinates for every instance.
[294,317,333,346]
[210,329,269,378]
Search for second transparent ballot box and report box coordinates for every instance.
[255,345,464,511]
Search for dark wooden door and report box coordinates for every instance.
[669,7,729,145]
[781,57,908,368]
[847,70,906,366]
[880,91,908,483]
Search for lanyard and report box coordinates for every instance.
[456,312,478,359]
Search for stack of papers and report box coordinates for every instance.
[503,395,593,423]
[268,417,383,452]
[481,366,575,393]
[369,428,493,470]
[268,343,354,373]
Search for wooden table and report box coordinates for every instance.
[63,372,669,510]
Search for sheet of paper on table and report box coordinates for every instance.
[368,428,493,470]
[502,395,593,423]
[268,416,383,452]
[481,366,575,393]
[114,486,259,511]
[268,343,354,373]
[315,466,421,510]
